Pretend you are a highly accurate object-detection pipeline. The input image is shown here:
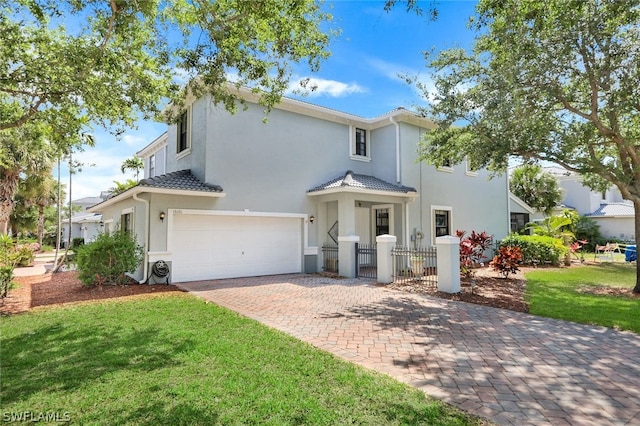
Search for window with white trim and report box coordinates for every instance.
[177,109,190,154]
[373,204,394,237]
[121,207,134,235]
[437,159,454,172]
[465,157,478,176]
[350,126,370,161]
[149,154,156,177]
[432,207,452,241]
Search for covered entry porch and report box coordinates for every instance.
[308,171,417,278]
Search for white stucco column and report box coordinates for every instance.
[436,235,460,293]
[376,234,396,284]
[338,235,359,278]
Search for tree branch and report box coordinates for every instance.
[0,97,46,131]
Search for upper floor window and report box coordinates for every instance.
[465,157,478,176]
[177,110,189,154]
[350,127,370,161]
[149,154,156,177]
[356,128,367,156]
[437,158,454,172]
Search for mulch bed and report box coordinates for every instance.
[1,271,183,316]
[387,267,531,313]
[4,265,637,316]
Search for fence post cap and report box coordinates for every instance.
[436,235,460,244]
[376,234,397,243]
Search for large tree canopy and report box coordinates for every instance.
[0,0,334,235]
[418,0,640,292]
[0,0,334,134]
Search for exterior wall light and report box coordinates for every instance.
[309,215,315,223]
[159,211,166,222]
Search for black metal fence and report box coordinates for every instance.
[391,245,438,286]
[356,243,377,279]
[321,243,339,273]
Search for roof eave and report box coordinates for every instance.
[87,186,226,212]
[307,187,418,198]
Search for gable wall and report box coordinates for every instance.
[399,124,509,245]
[193,101,396,214]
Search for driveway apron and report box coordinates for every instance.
[177,274,640,426]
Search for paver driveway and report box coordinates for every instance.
[177,274,640,426]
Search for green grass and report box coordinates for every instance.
[525,263,640,333]
[1,294,482,425]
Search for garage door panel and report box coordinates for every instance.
[170,213,302,282]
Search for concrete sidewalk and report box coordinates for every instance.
[177,274,640,426]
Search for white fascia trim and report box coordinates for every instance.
[229,85,438,129]
[136,132,168,157]
[509,192,536,214]
[87,187,226,213]
[307,187,418,199]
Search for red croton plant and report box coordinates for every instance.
[456,230,493,278]
[490,246,524,279]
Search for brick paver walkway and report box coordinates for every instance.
[177,274,640,426]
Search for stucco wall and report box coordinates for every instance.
[400,124,509,246]
[593,217,635,242]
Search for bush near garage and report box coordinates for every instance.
[75,230,143,286]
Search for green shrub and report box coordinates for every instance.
[499,234,568,266]
[10,244,38,267]
[72,237,85,248]
[75,231,143,286]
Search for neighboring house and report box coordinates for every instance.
[544,166,635,241]
[89,87,510,283]
[508,192,545,234]
[63,193,109,245]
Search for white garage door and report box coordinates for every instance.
[170,213,303,282]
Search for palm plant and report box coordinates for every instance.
[121,157,144,182]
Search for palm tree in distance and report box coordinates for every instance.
[121,157,144,182]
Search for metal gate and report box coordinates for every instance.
[356,243,377,279]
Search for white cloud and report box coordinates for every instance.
[365,56,419,83]
[287,77,367,98]
[122,134,147,146]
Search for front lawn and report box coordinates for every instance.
[525,263,640,333]
[1,294,482,425]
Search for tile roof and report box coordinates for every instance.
[308,171,416,194]
[589,202,634,217]
[138,170,223,193]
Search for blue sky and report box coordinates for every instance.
[65,0,479,201]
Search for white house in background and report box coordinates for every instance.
[63,193,109,245]
[89,86,511,283]
[544,166,635,241]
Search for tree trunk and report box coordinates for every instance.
[634,201,640,293]
[0,169,20,235]
[37,205,45,246]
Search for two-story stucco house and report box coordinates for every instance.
[89,87,510,283]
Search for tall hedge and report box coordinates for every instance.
[498,234,568,266]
